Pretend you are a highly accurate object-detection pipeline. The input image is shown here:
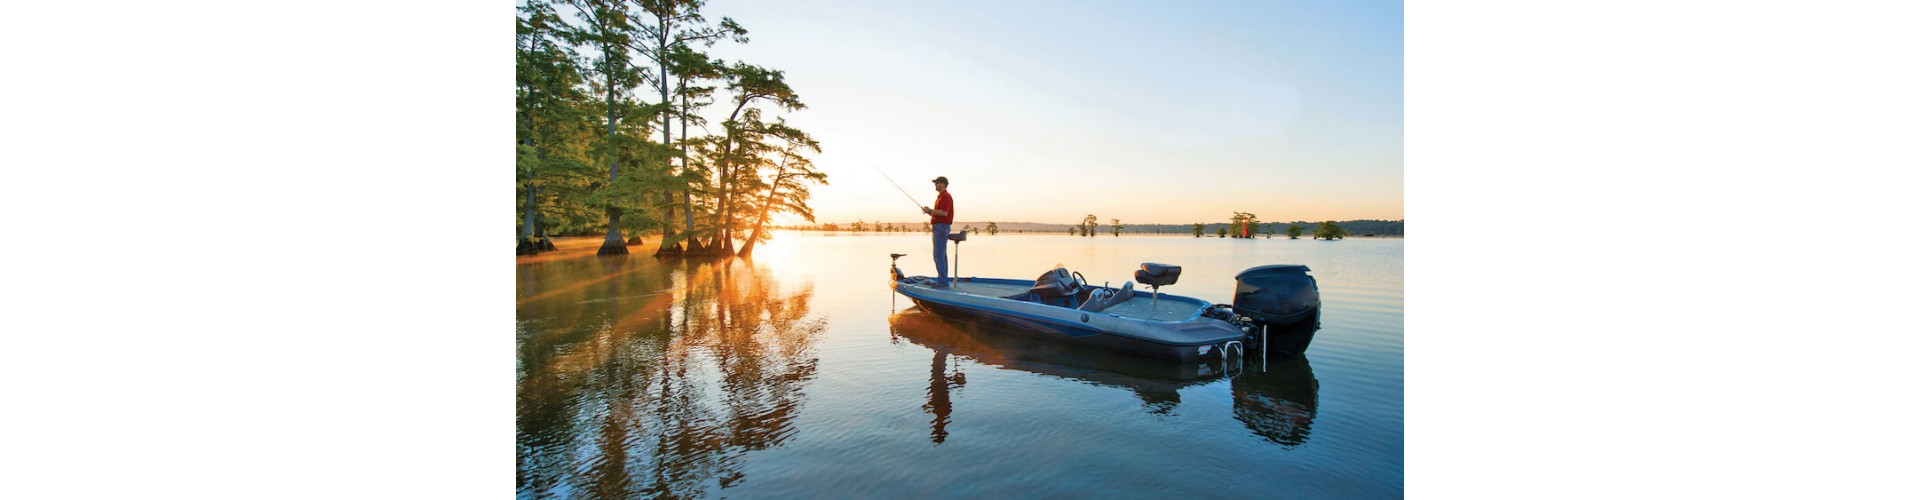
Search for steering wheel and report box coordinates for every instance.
[1071,271,1088,294]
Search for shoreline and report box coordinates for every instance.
[518,231,1401,264]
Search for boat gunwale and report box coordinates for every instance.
[897,276,1214,324]
[893,276,1241,348]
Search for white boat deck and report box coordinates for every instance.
[925,280,1203,323]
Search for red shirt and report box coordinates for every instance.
[931,191,954,224]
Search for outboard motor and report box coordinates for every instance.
[1232,265,1322,356]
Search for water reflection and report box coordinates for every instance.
[889,307,1318,446]
[1232,351,1319,447]
[516,256,825,498]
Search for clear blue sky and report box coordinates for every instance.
[694,0,1403,225]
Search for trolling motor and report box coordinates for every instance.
[890,253,908,282]
[947,230,967,282]
[1134,262,1182,308]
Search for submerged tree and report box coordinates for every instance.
[1082,214,1098,238]
[514,0,821,261]
[706,63,806,254]
[634,0,746,254]
[1313,221,1348,240]
[517,0,597,254]
[738,121,825,257]
[1286,223,1304,239]
[1191,223,1204,238]
[1110,218,1123,237]
[1228,212,1260,239]
[561,0,661,255]
[985,221,998,235]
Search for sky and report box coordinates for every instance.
[688,0,1404,225]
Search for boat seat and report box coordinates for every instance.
[1080,281,1136,313]
[1135,263,1181,287]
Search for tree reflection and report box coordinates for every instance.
[517,256,824,498]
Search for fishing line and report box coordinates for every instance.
[852,148,924,210]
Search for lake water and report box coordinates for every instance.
[517,232,1403,498]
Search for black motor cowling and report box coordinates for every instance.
[1232,265,1320,326]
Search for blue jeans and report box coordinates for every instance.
[931,223,951,285]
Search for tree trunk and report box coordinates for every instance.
[598,54,627,256]
[681,88,694,237]
[520,149,544,242]
[709,100,751,256]
[600,208,628,255]
[518,30,544,254]
[719,179,731,254]
[653,17,680,256]
[738,163,789,257]
[521,184,539,239]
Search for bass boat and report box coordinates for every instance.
[889,252,1322,361]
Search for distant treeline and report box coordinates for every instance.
[779,219,1405,236]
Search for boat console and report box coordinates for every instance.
[1028,267,1087,307]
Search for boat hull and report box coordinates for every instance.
[894,277,1250,362]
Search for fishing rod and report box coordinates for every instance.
[854,149,924,210]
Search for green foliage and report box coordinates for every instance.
[1286,223,1304,239]
[1313,220,1348,240]
[1192,223,1204,238]
[514,0,820,254]
[1216,227,1227,237]
[1110,218,1122,237]
[1228,212,1260,238]
[1082,214,1098,237]
[985,221,999,235]
[736,118,826,252]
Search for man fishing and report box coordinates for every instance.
[921,176,955,287]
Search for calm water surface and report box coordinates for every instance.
[517,232,1403,498]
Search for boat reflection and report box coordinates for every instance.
[888,307,1318,447]
[516,257,826,498]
